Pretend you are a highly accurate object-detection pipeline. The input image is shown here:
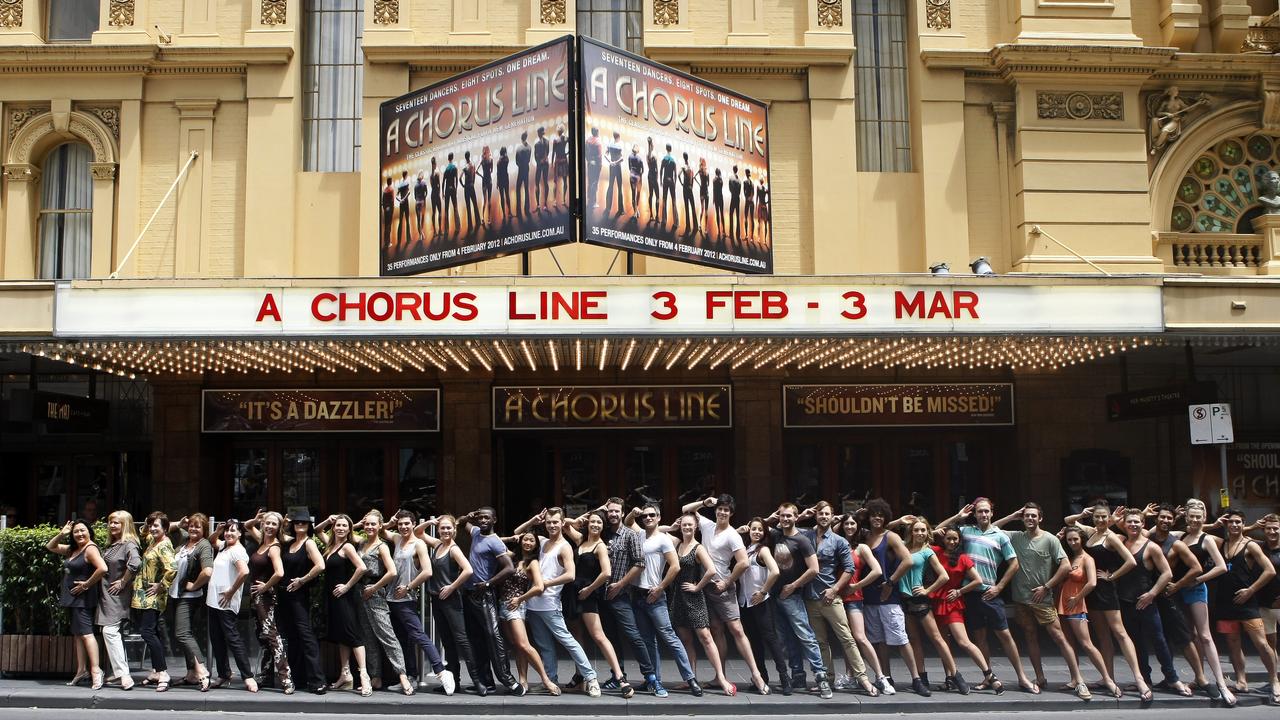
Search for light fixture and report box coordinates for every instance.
[929,262,950,275]
[969,257,995,275]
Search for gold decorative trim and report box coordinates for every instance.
[109,0,135,27]
[653,0,679,27]
[540,0,566,26]
[261,0,287,26]
[0,0,22,29]
[925,0,951,31]
[373,0,399,25]
[817,0,842,28]
[1036,91,1123,121]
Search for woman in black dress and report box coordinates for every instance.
[1214,509,1280,703]
[318,514,371,696]
[670,513,735,696]
[280,511,327,694]
[46,519,107,689]
[565,510,632,696]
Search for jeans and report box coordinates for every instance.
[209,607,253,681]
[431,593,475,680]
[173,597,205,668]
[138,609,168,672]
[741,600,789,681]
[389,600,444,677]
[604,589,655,678]
[99,621,130,680]
[463,587,518,689]
[527,607,596,683]
[774,592,826,677]
[631,590,694,682]
[805,598,866,680]
[1121,601,1178,684]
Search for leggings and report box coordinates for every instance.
[252,590,292,688]
[431,593,475,679]
[138,609,168,672]
[278,589,324,689]
[209,607,253,681]
[741,599,789,682]
[359,592,406,680]
[389,600,444,677]
[173,597,205,668]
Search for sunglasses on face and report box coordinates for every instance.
[640,512,658,519]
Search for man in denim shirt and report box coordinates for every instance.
[800,501,875,695]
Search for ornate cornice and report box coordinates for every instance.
[923,44,1177,80]
[0,45,292,76]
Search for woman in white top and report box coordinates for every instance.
[206,519,258,692]
[738,518,790,691]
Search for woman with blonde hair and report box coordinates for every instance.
[170,513,214,690]
[1175,500,1236,705]
[897,517,966,694]
[47,518,107,689]
[244,510,292,692]
[133,512,177,691]
[316,514,371,696]
[98,511,141,690]
[418,514,480,689]
[355,510,414,695]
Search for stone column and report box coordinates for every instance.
[917,69,970,273]
[450,0,492,44]
[804,0,853,49]
[527,0,574,44]
[0,0,43,45]
[247,0,296,45]
[809,64,859,273]
[727,0,768,46]
[173,100,218,277]
[244,66,300,276]
[991,102,1017,271]
[177,0,219,45]
[440,378,496,511]
[89,162,117,278]
[113,100,143,276]
[366,0,414,45]
[1,163,39,279]
[1009,0,1142,45]
[93,0,151,44]
[645,0,693,46]
[1208,0,1252,53]
[1159,1,1203,51]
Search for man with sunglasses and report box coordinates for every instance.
[627,503,701,697]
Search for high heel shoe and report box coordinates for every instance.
[91,670,105,691]
[66,672,89,687]
[330,668,354,691]
[982,670,1004,695]
[358,669,372,697]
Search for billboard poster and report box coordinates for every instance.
[578,37,773,274]
[379,36,576,276]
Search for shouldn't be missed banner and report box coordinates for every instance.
[378,36,576,276]
[578,37,773,274]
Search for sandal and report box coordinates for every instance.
[1106,682,1123,699]
[1139,688,1154,706]
[619,678,635,699]
[860,675,880,697]
[983,671,1004,695]
[359,669,372,697]
[566,672,584,691]
[210,676,231,690]
[156,680,170,693]
[66,672,89,687]
[1019,679,1041,695]
[244,677,259,693]
[1075,683,1092,701]
[546,683,562,696]
[198,675,210,693]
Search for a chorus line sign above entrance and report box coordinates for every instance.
[53,282,1164,337]
[493,385,731,429]
[202,389,440,433]
[783,384,1015,427]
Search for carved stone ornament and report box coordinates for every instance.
[816,0,842,28]
[3,164,39,183]
[8,106,46,142]
[1036,91,1123,121]
[79,106,121,140]
[89,162,117,181]
[0,0,21,29]
[261,0,287,26]
[373,0,399,25]
[653,0,678,27]
[1145,86,1212,156]
[925,0,951,30]
[109,0,135,27]
[540,0,566,25]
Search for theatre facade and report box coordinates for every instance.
[2,1,1280,526]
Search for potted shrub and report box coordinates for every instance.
[0,524,87,675]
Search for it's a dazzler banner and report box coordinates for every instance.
[378,35,772,276]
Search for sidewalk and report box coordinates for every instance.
[0,658,1273,714]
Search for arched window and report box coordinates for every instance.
[38,142,94,279]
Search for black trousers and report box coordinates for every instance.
[138,609,168,672]
[278,589,324,689]
[388,600,444,677]
[432,593,476,680]
[741,599,789,682]
[209,607,253,681]
[462,587,517,689]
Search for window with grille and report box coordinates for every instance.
[854,0,911,172]
[577,0,643,54]
[47,0,99,42]
[302,0,364,172]
[38,143,93,280]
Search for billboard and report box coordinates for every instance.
[578,36,773,274]
[378,36,576,276]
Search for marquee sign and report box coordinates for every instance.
[783,383,1015,428]
[202,389,440,433]
[52,281,1164,337]
[494,385,731,430]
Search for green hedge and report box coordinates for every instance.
[0,523,106,635]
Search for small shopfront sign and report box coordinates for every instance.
[782,383,1015,428]
[493,385,731,430]
[1106,381,1216,421]
[7,390,110,433]
[202,389,440,433]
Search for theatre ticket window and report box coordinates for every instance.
[577,0,642,54]
[302,0,364,171]
[47,0,99,42]
[38,143,93,279]
[853,0,911,172]
[398,447,437,518]
[232,448,269,520]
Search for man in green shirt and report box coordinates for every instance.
[994,503,1089,698]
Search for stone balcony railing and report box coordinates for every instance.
[1154,232,1266,275]
[1243,12,1280,54]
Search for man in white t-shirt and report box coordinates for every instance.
[626,503,700,696]
[681,494,767,691]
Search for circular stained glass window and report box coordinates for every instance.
[1171,205,1193,232]
[1175,132,1280,233]
[1248,135,1272,161]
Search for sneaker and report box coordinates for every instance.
[780,675,794,696]
[585,678,601,698]
[600,674,622,692]
[818,678,834,700]
[833,673,852,691]
[437,670,456,696]
[508,681,527,697]
[651,677,669,698]
[878,676,897,696]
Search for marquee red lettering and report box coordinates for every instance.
[509,291,609,321]
[311,292,337,321]
[896,291,981,320]
[256,293,282,322]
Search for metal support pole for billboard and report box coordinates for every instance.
[626,252,633,275]
[521,252,530,276]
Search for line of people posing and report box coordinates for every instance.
[48,496,1280,706]
[585,128,771,247]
